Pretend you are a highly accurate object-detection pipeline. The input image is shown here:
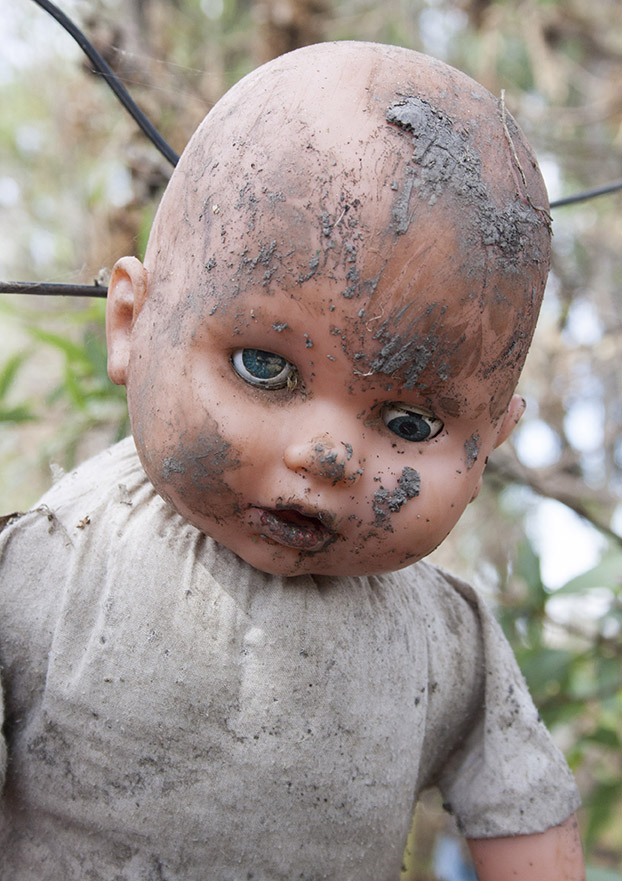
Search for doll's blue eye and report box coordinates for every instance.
[381,405,444,442]
[232,348,297,389]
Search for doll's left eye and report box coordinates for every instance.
[232,348,297,389]
[381,404,444,442]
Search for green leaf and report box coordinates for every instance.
[585,781,622,846]
[582,725,620,749]
[28,328,90,365]
[515,538,544,592]
[0,351,31,401]
[0,404,36,423]
[518,648,573,696]
[62,364,87,410]
[556,550,622,594]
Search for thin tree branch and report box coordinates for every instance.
[0,281,107,298]
[487,453,622,549]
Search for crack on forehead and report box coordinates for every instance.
[385,95,541,260]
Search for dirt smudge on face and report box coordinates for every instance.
[385,96,545,262]
[373,466,421,529]
[162,457,186,479]
[307,440,362,485]
[158,416,243,523]
[463,433,481,470]
[366,302,475,390]
[390,167,417,235]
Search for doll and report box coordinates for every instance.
[0,41,584,880]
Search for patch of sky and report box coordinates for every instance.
[200,0,224,20]
[526,498,607,591]
[561,298,603,347]
[547,586,617,640]
[15,124,43,156]
[28,227,57,268]
[579,448,607,490]
[0,2,81,84]
[0,177,21,209]
[86,160,133,209]
[497,483,610,596]
[433,834,477,881]
[514,418,562,469]
[499,483,535,518]
[538,270,561,323]
[550,213,577,257]
[539,155,562,204]
[564,397,605,454]
[106,163,134,208]
[419,3,468,58]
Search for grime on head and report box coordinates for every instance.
[106,41,551,577]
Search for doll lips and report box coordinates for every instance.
[252,507,335,550]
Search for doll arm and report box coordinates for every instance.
[466,814,585,881]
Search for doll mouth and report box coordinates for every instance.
[250,506,337,551]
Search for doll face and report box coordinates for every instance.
[110,232,522,578]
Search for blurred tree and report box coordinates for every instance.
[252,0,329,62]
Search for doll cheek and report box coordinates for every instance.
[153,419,245,517]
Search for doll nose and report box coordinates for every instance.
[283,435,363,486]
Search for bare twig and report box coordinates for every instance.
[487,453,622,549]
[0,282,107,298]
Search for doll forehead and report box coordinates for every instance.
[148,102,546,338]
[161,42,549,254]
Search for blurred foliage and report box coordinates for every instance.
[1,0,621,877]
[499,539,622,857]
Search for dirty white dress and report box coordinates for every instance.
[0,439,580,881]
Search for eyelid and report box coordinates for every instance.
[384,402,436,418]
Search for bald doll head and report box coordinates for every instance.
[106,42,550,576]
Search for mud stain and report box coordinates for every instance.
[373,466,421,529]
[464,433,481,470]
[367,303,468,389]
[385,96,544,261]
[308,440,362,485]
[158,418,243,523]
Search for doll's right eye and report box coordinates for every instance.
[381,404,444,442]
[232,348,297,389]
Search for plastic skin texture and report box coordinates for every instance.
[468,814,585,880]
[106,41,585,878]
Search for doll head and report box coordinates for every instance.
[106,41,550,577]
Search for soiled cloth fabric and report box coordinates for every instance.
[0,439,580,881]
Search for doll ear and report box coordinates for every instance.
[106,256,148,386]
[494,394,526,450]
